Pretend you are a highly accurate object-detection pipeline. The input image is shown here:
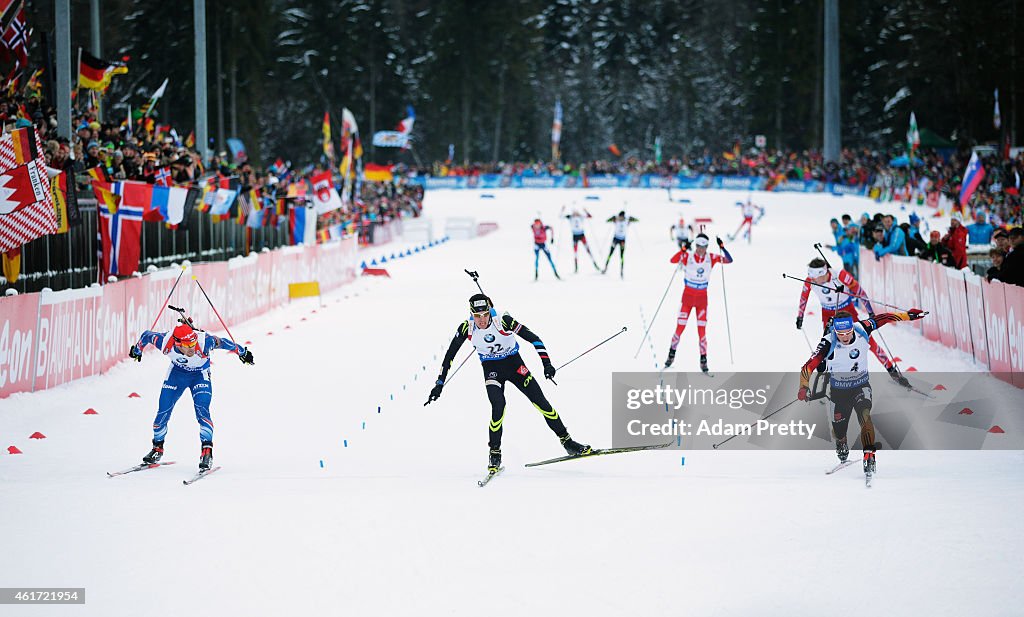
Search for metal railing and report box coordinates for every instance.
[4,194,291,295]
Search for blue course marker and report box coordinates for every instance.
[378,406,381,414]
[371,259,378,266]
[344,440,348,447]
[680,456,686,466]
[362,422,366,429]
[320,459,324,468]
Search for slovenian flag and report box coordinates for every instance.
[959,151,985,207]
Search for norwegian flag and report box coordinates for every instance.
[98,201,143,280]
[153,166,173,187]
[0,127,56,253]
[1,4,28,69]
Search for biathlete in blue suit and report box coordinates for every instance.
[129,320,254,471]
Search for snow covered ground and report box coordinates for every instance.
[2,188,1021,616]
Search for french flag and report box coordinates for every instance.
[959,151,986,206]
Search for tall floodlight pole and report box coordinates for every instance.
[194,0,210,163]
[55,0,72,139]
[90,0,101,121]
[823,0,840,163]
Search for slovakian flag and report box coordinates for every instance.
[289,201,316,245]
[310,170,343,214]
[959,151,986,207]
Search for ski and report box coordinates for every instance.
[183,466,222,485]
[825,460,855,475]
[477,466,505,487]
[525,442,671,468]
[107,461,176,477]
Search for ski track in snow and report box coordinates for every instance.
[1,188,1021,616]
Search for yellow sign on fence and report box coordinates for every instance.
[288,281,321,300]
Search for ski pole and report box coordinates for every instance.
[780,274,927,314]
[192,276,239,353]
[721,260,734,365]
[464,269,486,295]
[556,326,628,372]
[799,326,815,353]
[633,262,681,358]
[423,351,475,406]
[812,242,833,269]
[712,397,801,449]
[147,265,187,331]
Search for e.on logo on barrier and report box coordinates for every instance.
[0,293,39,396]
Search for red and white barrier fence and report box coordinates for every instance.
[859,247,1024,388]
[0,237,357,398]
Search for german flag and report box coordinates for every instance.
[87,167,120,213]
[78,50,128,91]
[9,126,37,164]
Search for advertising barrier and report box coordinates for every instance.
[409,173,869,196]
[0,236,357,398]
[859,247,1024,387]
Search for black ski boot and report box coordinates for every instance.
[488,448,502,473]
[887,365,911,389]
[863,450,876,474]
[142,440,165,465]
[560,434,592,457]
[664,348,676,369]
[199,441,213,471]
[700,354,709,374]
[835,438,849,463]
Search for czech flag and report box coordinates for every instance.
[959,151,985,207]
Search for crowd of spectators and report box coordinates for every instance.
[426,147,1023,227]
[823,208,1023,287]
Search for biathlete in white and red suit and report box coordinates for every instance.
[729,200,763,243]
[563,208,600,273]
[663,233,733,373]
[795,257,910,388]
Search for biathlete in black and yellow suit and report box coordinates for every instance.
[426,293,591,473]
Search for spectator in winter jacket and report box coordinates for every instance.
[906,212,927,255]
[966,212,995,245]
[941,214,969,270]
[919,230,952,264]
[829,218,842,244]
[858,212,873,247]
[1000,228,1024,286]
[829,224,861,278]
[874,214,908,259]
[987,248,1006,282]
[993,228,1010,253]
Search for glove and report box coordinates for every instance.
[426,380,444,404]
[907,308,926,321]
[238,348,254,365]
[888,366,911,388]
[797,386,808,402]
[716,236,725,249]
[543,361,556,380]
[795,316,803,330]
[129,345,142,362]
